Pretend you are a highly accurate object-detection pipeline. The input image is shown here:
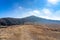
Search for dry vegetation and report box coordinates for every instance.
[0,24,60,40]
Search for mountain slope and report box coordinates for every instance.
[0,16,60,26]
[21,16,60,24]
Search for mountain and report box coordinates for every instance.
[0,16,60,40]
[0,16,60,26]
[21,16,60,24]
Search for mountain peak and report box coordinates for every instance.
[29,15,37,17]
[26,15,40,19]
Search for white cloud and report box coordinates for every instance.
[27,8,60,20]
[33,10,40,14]
[27,10,41,16]
[47,0,60,5]
[27,8,52,16]
[38,8,52,19]
[41,9,60,20]
[40,9,60,20]
[41,8,52,15]
[19,6,23,10]
[51,10,60,20]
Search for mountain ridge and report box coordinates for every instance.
[0,16,60,26]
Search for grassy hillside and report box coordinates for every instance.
[0,24,60,40]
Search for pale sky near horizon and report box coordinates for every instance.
[0,0,60,20]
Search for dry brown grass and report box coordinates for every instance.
[0,25,60,40]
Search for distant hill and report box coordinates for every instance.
[0,16,60,26]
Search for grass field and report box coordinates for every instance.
[0,24,60,40]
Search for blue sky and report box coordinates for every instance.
[0,0,60,20]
